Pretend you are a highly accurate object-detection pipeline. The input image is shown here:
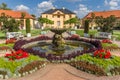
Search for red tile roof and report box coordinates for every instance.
[84,10,120,19]
[0,9,34,19]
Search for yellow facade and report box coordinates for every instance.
[41,8,76,28]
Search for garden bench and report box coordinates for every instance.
[70,31,76,35]
[41,31,47,35]
[96,32,112,39]
[6,32,24,39]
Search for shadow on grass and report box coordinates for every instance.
[0,36,6,39]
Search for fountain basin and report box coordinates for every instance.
[22,40,95,56]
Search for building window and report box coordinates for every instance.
[63,15,65,18]
[52,15,54,18]
[57,15,60,18]
[69,15,72,18]
[57,21,60,26]
[57,12,60,14]
[46,15,48,18]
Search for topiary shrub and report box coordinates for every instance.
[84,20,89,37]
[26,19,31,33]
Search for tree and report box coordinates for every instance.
[64,17,79,28]
[0,3,11,10]
[95,15,116,33]
[31,14,36,18]
[0,13,20,32]
[84,20,89,37]
[26,19,31,33]
[20,12,26,29]
[38,17,54,28]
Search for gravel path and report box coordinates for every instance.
[4,63,120,80]
[7,64,85,80]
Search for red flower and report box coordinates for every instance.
[93,49,111,59]
[102,39,112,44]
[4,49,29,61]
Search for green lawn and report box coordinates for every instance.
[0,29,120,40]
[20,29,41,36]
[0,29,41,39]
[113,30,120,40]
[75,29,98,36]
[0,43,14,48]
[75,29,120,40]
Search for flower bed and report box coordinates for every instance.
[6,38,17,44]
[94,49,111,59]
[101,39,112,44]
[0,55,47,79]
[13,35,102,61]
[18,61,46,76]
[5,50,29,61]
[70,54,120,76]
[102,43,120,51]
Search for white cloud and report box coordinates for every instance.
[104,0,108,5]
[16,5,29,12]
[104,0,120,9]
[97,6,100,8]
[74,4,92,18]
[37,0,54,16]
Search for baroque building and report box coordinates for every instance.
[41,7,76,28]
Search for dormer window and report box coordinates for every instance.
[57,12,60,14]
[57,15,60,18]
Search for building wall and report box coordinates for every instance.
[41,10,76,28]
[16,18,34,30]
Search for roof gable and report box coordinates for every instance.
[53,10,64,15]
[84,10,120,19]
[0,9,34,19]
[42,8,75,14]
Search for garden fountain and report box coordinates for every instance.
[50,28,66,51]
[14,28,102,60]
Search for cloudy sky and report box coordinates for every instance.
[0,0,120,18]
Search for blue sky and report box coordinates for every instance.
[0,0,120,18]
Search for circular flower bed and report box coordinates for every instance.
[13,35,102,62]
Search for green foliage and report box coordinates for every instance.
[74,54,120,74]
[26,19,31,33]
[0,43,14,48]
[0,55,46,76]
[84,20,89,33]
[21,12,26,19]
[0,3,11,10]
[0,13,20,32]
[64,17,79,24]
[38,17,54,24]
[102,43,118,48]
[95,15,116,33]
